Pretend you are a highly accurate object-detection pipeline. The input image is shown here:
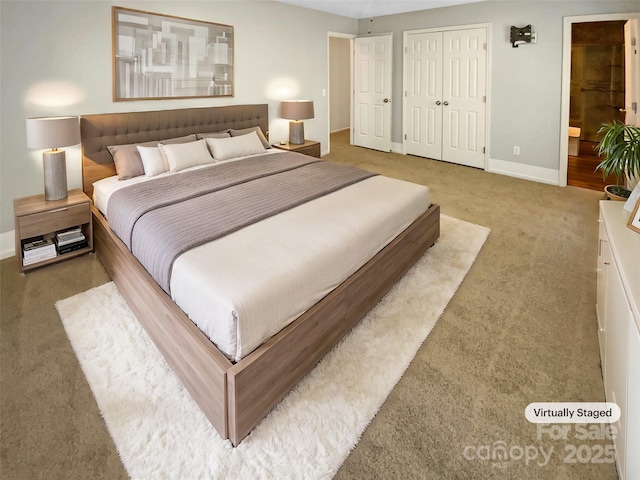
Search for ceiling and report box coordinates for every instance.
[273,0,486,19]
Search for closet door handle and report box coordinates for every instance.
[436,101,441,106]
[443,101,449,106]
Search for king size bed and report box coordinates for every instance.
[80,104,440,446]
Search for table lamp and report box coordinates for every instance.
[281,100,314,145]
[26,116,80,201]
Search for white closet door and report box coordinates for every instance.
[442,28,487,168]
[405,31,443,160]
[403,26,487,169]
[354,34,392,152]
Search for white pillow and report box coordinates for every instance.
[136,145,167,177]
[159,139,214,172]
[205,131,267,162]
[156,145,171,172]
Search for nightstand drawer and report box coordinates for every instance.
[296,143,321,158]
[271,140,321,158]
[18,203,90,239]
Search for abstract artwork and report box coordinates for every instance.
[112,7,233,100]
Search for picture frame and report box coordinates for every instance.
[112,6,234,101]
[628,198,640,234]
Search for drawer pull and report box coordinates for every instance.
[47,207,69,213]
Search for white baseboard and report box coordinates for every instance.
[385,148,560,186]
[487,157,559,186]
[1,230,15,260]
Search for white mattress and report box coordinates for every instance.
[94,158,430,361]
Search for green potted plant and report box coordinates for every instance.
[595,121,640,201]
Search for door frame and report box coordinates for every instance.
[559,12,640,187]
[327,32,356,155]
[401,22,491,168]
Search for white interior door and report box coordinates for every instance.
[403,26,487,169]
[442,28,487,168]
[354,34,392,151]
[404,31,443,159]
[624,19,639,126]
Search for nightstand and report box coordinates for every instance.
[272,140,321,158]
[14,189,93,272]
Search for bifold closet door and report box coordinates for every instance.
[405,31,443,160]
[404,27,487,169]
[442,28,486,168]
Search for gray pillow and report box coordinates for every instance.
[140,134,196,147]
[196,131,231,140]
[107,144,144,180]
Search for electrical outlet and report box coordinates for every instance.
[513,146,520,155]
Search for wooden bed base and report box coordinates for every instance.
[93,202,439,445]
[81,105,441,445]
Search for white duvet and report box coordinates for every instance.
[93,155,430,361]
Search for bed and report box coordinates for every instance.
[80,104,440,446]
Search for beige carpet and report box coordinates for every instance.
[1,131,615,479]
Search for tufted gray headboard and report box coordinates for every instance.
[80,104,269,198]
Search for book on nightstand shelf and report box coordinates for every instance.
[22,237,57,265]
[55,227,87,254]
[56,227,82,242]
[56,239,88,255]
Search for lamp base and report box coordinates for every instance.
[43,150,68,201]
[288,121,305,145]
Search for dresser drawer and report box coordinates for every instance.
[18,202,90,239]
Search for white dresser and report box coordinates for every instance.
[597,200,640,480]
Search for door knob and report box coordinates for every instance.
[383,98,390,103]
[436,101,441,105]
[443,101,449,106]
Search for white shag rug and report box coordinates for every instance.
[56,215,489,480]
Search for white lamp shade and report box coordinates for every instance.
[26,116,80,150]
[281,101,314,121]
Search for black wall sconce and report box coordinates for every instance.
[510,25,537,48]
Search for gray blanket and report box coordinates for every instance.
[107,152,377,293]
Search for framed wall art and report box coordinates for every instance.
[628,198,640,234]
[112,6,234,101]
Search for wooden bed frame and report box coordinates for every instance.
[80,104,440,446]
